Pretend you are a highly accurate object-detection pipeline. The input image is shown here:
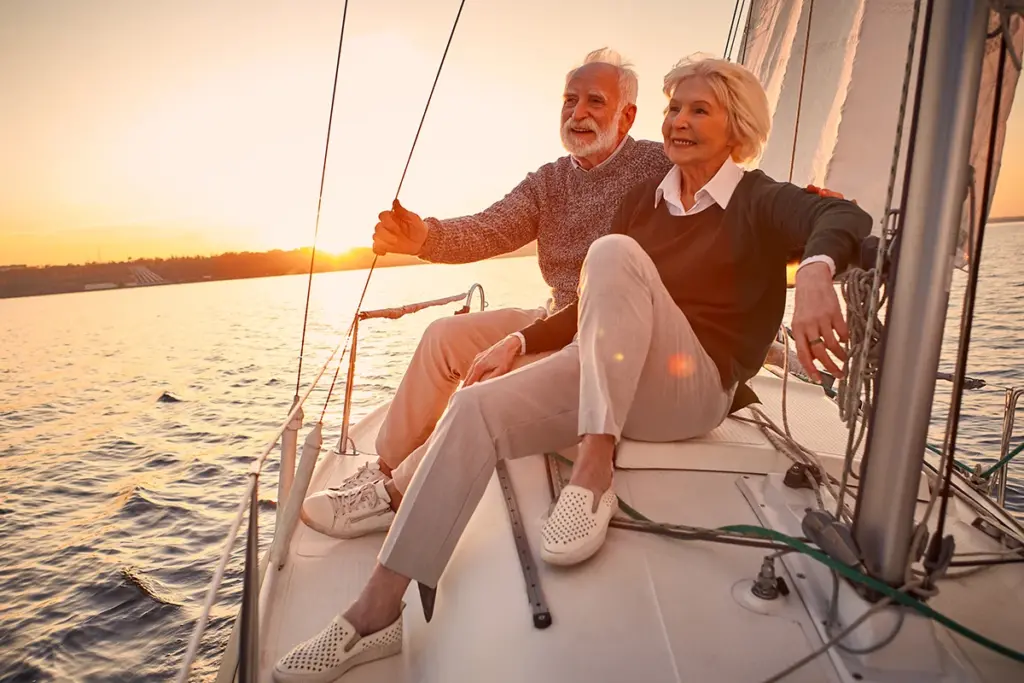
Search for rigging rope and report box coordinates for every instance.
[300,0,469,409]
[787,0,815,183]
[992,1,1023,69]
[930,24,1014,561]
[722,0,746,60]
[760,581,920,682]
[295,0,351,398]
[317,0,468,421]
[395,0,467,200]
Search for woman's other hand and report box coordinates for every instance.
[792,262,848,382]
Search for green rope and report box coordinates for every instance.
[718,525,1024,664]
[547,453,1024,662]
[981,440,1024,479]
[925,440,1024,480]
[547,451,653,521]
[616,496,652,523]
[925,442,974,474]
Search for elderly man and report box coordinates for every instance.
[299,47,672,538]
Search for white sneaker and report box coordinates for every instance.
[301,479,396,539]
[540,484,618,566]
[272,608,404,683]
[332,460,386,494]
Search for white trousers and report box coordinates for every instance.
[379,235,735,587]
[375,305,546,492]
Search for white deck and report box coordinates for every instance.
[230,370,1024,683]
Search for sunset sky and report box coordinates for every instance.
[2,0,1022,267]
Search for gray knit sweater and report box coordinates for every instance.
[417,136,673,309]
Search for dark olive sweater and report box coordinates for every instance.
[519,169,873,389]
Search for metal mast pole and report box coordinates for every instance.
[852,0,989,585]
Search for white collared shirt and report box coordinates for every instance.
[654,158,744,216]
[653,159,836,275]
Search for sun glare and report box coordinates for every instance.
[22,33,465,264]
[6,2,1021,269]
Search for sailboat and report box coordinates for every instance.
[176,1,1024,681]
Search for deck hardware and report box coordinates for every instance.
[751,557,789,600]
[496,459,552,629]
[783,462,821,490]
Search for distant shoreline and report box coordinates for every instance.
[0,244,538,300]
[2,218,1020,300]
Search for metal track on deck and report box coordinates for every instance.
[496,459,552,629]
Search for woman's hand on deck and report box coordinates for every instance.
[792,262,848,382]
[463,335,522,387]
[373,200,428,255]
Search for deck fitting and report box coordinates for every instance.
[751,557,788,600]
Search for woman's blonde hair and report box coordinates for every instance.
[662,54,771,163]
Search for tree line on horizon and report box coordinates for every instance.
[0,243,538,299]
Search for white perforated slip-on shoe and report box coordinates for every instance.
[540,484,618,566]
[272,608,404,683]
[301,479,395,539]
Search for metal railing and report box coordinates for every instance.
[338,283,487,453]
[993,387,1023,506]
[182,283,487,683]
[270,284,487,571]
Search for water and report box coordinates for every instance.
[0,226,1021,682]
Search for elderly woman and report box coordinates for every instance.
[273,55,870,683]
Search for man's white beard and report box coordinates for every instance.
[560,112,621,159]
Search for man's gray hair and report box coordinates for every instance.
[565,47,639,106]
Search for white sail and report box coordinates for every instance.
[741,0,920,234]
[740,1,1022,263]
[736,0,807,125]
[958,12,1024,268]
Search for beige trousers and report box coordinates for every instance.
[379,235,736,587]
[376,305,547,492]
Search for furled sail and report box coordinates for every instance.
[739,1,1022,269]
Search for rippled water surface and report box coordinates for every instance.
[1,227,1021,682]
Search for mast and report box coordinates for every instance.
[852,0,990,585]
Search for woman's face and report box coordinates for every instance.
[662,76,735,169]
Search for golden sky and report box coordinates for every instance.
[1,0,1022,267]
